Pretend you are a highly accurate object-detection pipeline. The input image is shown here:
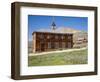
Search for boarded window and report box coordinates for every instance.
[55,35,58,39]
[40,34,44,39]
[62,42,66,48]
[47,35,50,39]
[68,36,71,39]
[55,42,59,49]
[48,42,51,48]
[68,42,71,48]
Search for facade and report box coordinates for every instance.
[32,31,73,53]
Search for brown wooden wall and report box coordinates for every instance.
[32,32,73,52]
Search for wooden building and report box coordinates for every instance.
[32,31,73,53]
[32,17,73,53]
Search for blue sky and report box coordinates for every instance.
[28,15,88,41]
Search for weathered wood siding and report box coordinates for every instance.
[32,32,73,52]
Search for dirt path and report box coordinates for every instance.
[29,47,87,56]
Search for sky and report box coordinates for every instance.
[28,15,88,41]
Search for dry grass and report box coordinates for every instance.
[28,49,88,66]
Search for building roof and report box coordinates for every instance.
[32,31,73,35]
[32,27,80,35]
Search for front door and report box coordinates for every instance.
[41,43,45,51]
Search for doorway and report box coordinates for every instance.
[41,43,45,51]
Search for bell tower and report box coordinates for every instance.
[51,16,56,31]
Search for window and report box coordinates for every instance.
[62,42,66,48]
[55,42,59,48]
[68,36,71,39]
[68,42,71,48]
[51,42,55,49]
[48,42,51,48]
[61,35,64,39]
[40,34,44,39]
[51,35,54,39]
[47,35,50,39]
[55,35,58,39]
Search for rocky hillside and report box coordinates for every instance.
[37,27,81,33]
